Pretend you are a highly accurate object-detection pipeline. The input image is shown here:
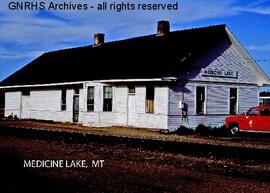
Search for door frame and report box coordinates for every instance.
[127,94,136,126]
[21,95,31,119]
[73,94,79,122]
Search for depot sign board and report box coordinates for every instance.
[201,68,238,79]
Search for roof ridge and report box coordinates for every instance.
[46,24,226,54]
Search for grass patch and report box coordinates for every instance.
[175,126,195,135]
[195,124,230,137]
[175,124,230,137]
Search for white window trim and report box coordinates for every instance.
[205,86,207,115]
[87,86,95,112]
[228,87,239,115]
[145,86,155,114]
[102,85,113,112]
[195,85,207,115]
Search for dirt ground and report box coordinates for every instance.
[1,120,270,150]
[1,133,270,193]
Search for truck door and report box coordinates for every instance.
[259,107,270,131]
[244,107,258,131]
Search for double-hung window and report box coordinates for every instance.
[87,87,95,112]
[146,86,154,113]
[229,88,238,115]
[103,86,112,112]
[196,87,205,115]
[61,89,66,111]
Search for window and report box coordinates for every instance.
[22,89,30,96]
[87,87,95,112]
[229,88,238,115]
[261,99,270,106]
[146,86,154,113]
[196,87,205,115]
[261,108,270,116]
[61,89,66,111]
[246,107,258,116]
[128,85,135,95]
[103,86,112,112]
[74,88,80,95]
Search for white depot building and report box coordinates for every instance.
[1,21,269,131]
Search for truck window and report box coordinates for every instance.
[246,107,258,116]
[261,108,270,116]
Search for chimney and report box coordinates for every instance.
[94,33,105,46]
[157,20,170,36]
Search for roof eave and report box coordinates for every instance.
[225,26,270,86]
[0,77,178,89]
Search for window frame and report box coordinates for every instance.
[260,108,270,116]
[61,88,66,111]
[146,86,155,114]
[246,107,258,116]
[103,86,113,112]
[196,86,206,115]
[128,85,136,95]
[22,89,30,96]
[74,88,80,95]
[229,88,238,115]
[87,86,95,112]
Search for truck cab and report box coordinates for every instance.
[226,106,270,135]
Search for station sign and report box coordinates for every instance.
[201,68,238,79]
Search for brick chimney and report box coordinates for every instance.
[94,33,105,46]
[157,20,170,36]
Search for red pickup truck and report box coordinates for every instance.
[226,106,270,135]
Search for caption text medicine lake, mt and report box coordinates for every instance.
[23,159,105,168]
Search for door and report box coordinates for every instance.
[21,96,30,119]
[259,107,270,131]
[127,95,136,126]
[73,95,79,122]
[244,107,258,131]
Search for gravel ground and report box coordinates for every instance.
[0,133,270,193]
[1,120,270,150]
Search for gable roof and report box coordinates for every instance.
[0,24,269,87]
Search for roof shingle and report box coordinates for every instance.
[0,24,229,86]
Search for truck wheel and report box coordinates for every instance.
[230,125,239,135]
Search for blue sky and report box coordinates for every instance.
[0,0,270,89]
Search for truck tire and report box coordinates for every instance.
[230,125,239,135]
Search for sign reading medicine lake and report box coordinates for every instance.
[201,68,238,79]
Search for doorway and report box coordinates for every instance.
[21,95,30,119]
[127,94,136,126]
[73,95,79,122]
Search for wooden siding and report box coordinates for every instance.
[135,86,146,114]
[238,87,259,114]
[168,83,259,130]
[81,84,169,129]
[30,89,73,122]
[115,86,128,125]
[188,43,259,84]
[31,90,60,111]
[167,41,262,131]
[169,115,227,130]
[79,83,115,126]
[4,82,259,131]
[207,85,228,114]
[5,91,21,118]
[21,95,31,118]
[169,84,195,116]
[131,86,168,129]
[155,86,169,115]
